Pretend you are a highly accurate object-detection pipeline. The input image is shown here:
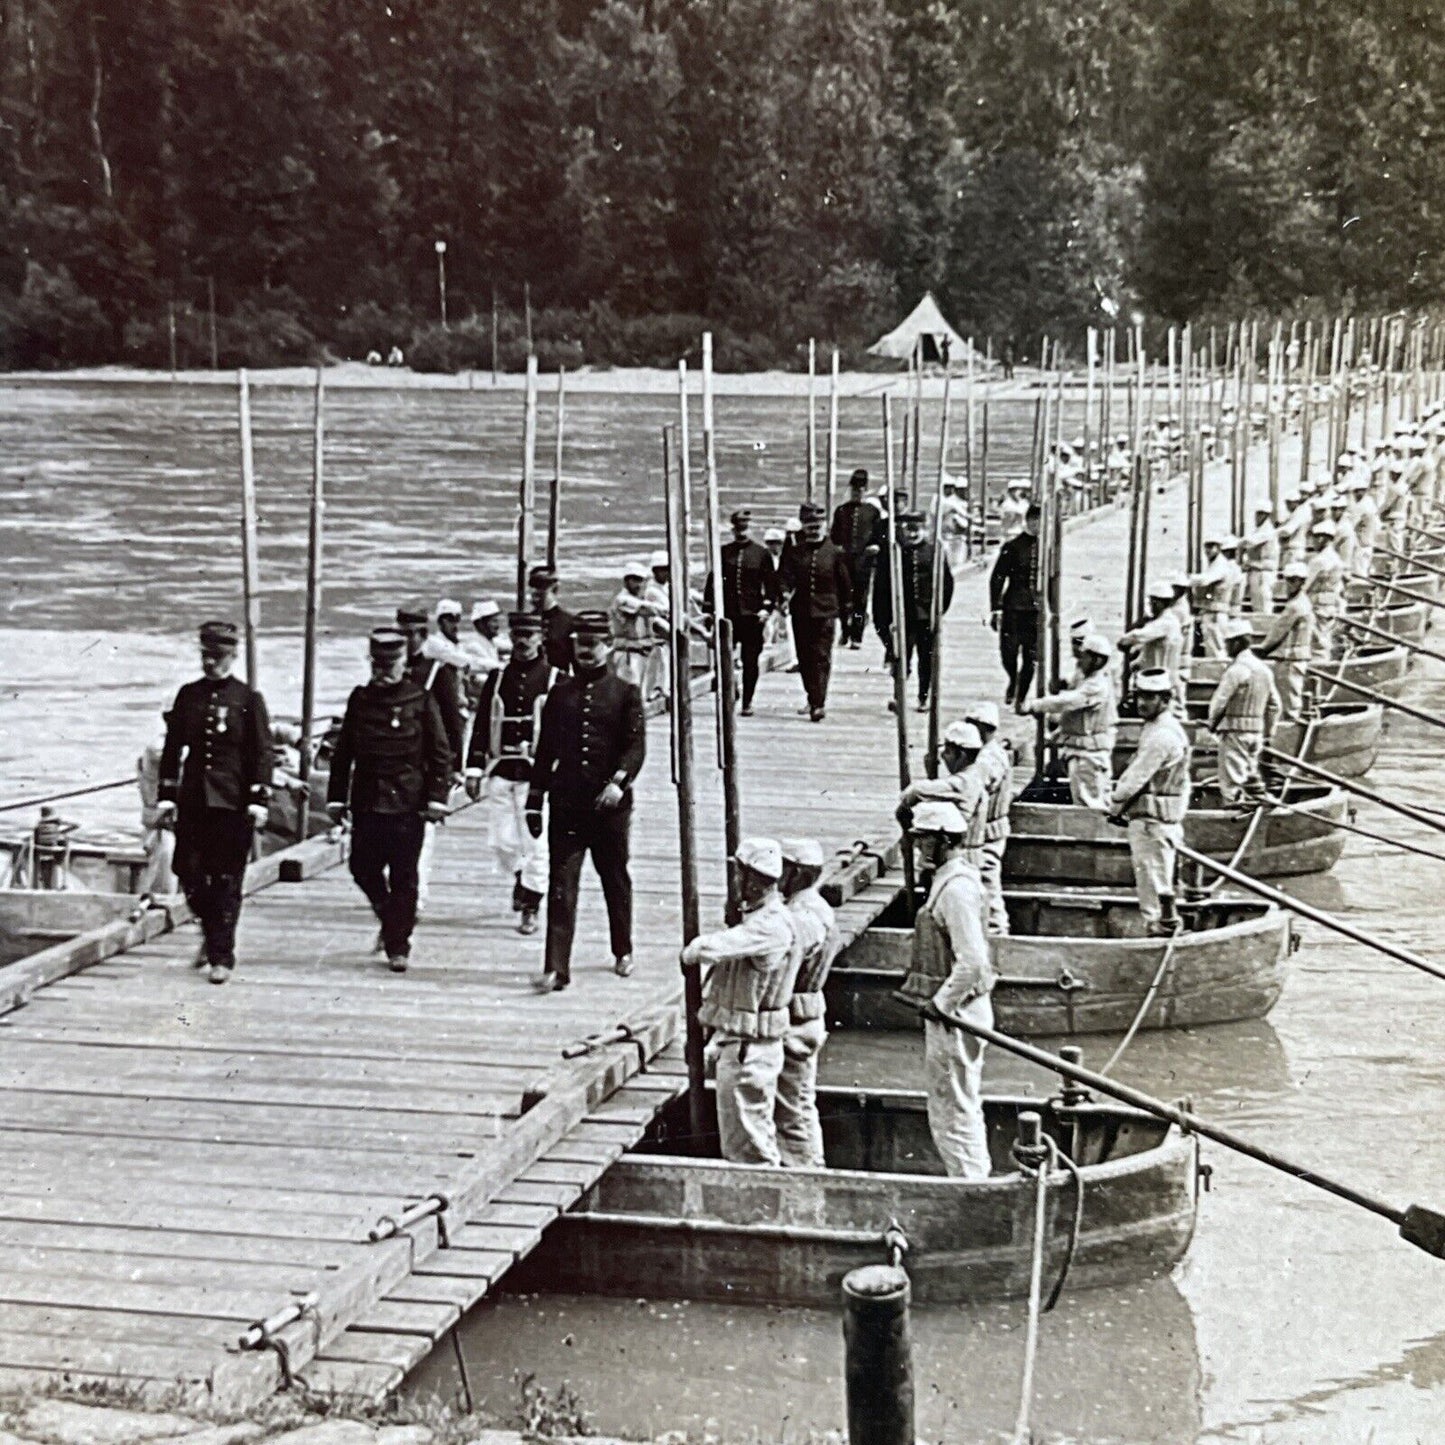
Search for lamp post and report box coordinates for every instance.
[435,239,448,330]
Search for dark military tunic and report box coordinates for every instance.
[537,604,577,674]
[408,653,466,774]
[704,538,778,711]
[780,538,853,714]
[528,663,647,981]
[466,655,555,783]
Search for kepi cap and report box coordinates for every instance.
[798,502,826,523]
[527,567,558,590]
[1147,580,1175,603]
[730,508,752,526]
[764,527,785,542]
[368,627,407,659]
[649,550,670,571]
[942,720,983,750]
[848,468,869,488]
[1079,632,1112,659]
[570,609,612,639]
[1222,618,1254,642]
[735,837,783,881]
[199,620,239,652]
[910,800,968,836]
[507,611,541,634]
[1134,667,1172,695]
[396,602,429,627]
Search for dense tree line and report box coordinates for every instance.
[0,0,1442,369]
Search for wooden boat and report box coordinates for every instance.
[1187,641,1410,704]
[1005,779,1348,886]
[1345,599,1429,644]
[1115,702,1384,780]
[0,822,150,895]
[1347,572,1442,605]
[0,890,142,968]
[509,1083,1200,1305]
[826,890,1292,1036]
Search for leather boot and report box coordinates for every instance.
[1150,893,1183,937]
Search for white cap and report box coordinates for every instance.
[470,599,500,621]
[1219,534,1239,550]
[1148,580,1175,602]
[911,800,968,836]
[1282,560,1309,581]
[942,720,983,750]
[734,837,783,881]
[780,838,825,869]
[964,700,1000,729]
[764,527,785,542]
[436,598,463,619]
[1222,617,1253,642]
[623,560,649,580]
[1079,632,1112,659]
[1135,667,1173,695]
[1006,478,1031,492]
[785,518,802,533]
[1310,519,1337,537]
[1168,572,1191,590]
[1068,616,1092,636]
[1204,535,1224,549]
[649,550,670,571]
[1348,475,1369,492]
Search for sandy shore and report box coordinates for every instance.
[0,359,1051,399]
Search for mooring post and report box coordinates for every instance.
[842,1263,915,1445]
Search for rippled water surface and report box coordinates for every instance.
[3,381,1443,1442]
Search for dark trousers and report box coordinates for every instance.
[174,808,253,968]
[843,553,875,644]
[792,613,838,711]
[891,621,936,705]
[349,810,425,959]
[1000,609,1038,701]
[732,614,766,708]
[545,801,633,981]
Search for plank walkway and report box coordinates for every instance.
[0,423,1305,1407]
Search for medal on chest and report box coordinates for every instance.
[390,708,401,729]
[214,705,228,735]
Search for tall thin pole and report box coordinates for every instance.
[167,301,177,380]
[664,423,706,1146]
[702,334,741,919]
[546,368,565,572]
[825,348,840,522]
[523,281,533,356]
[207,278,219,371]
[678,360,693,558]
[515,354,538,609]
[490,285,500,385]
[926,364,952,778]
[978,401,989,550]
[910,344,923,502]
[806,338,817,503]
[963,348,976,557]
[296,368,325,843]
[236,370,261,689]
[883,396,915,913]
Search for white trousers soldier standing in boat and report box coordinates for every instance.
[898,802,996,1180]
[464,612,554,935]
[1255,562,1315,721]
[1108,667,1191,937]
[965,701,1014,935]
[682,839,800,1165]
[1021,633,1118,812]
[1206,620,1281,804]
[775,838,839,1168]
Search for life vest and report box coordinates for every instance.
[1135,713,1191,824]
[697,900,798,1040]
[787,889,836,1023]
[1213,655,1275,733]
[898,869,995,1008]
[1056,672,1118,756]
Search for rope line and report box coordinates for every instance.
[1097,933,1180,1076]
[1011,1143,1052,1445]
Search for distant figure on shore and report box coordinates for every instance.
[327,628,452,972]
[989,501,1040,710]
[526,612,645,992]
[387,346,405,367]
[830,469,881,649]
[156,622,273,985]
[1001,340,1015,381]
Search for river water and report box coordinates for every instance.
[3,380,1443,1442]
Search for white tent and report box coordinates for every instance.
[867,293,988,366]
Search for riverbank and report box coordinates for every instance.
[0,360,1041,399]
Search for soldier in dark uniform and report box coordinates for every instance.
[525,611,646,993]
[398,602,466,773]
[464,612,555,934]
[327,628,452,972]
[780,502,852,722]
[156,620,273,985]
[830,469,881,648]
[703,508,778,716]
[528,567,577,674]
[873,509,955,710]
[989,501,1041,709]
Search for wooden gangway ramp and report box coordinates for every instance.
[0,643,918,1408]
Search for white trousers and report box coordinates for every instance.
[1216,731,1265,804]
[715,1036,785,1165]
[417,819,437,910]
[1272,659,1307,720]
[1065,751,1113,811]
[611,647,651,690]
[775,1018,827,1168]
[485,776,548,900]
[1126,817,1182,923]
[136,826,176,895]
[923,994,993,1180]
[1199,611,1228,659]
[1246,570,1276,615]
[979,838,1009,935]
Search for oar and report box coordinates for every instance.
[1263,745,1445,839]
[1362,574,1445,612]
[1304,667,1445,733]
[1405,521,1445,546]
[1175,839,1445,984]
[1374,542,1445,582]
[895,995,1445,1259]
[1342,613,1445,665]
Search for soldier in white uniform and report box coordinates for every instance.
[1190,536,1234,658]
[1304,520,1346,658]
[1207,618,1281,804]
[1119,582,1185,706]
[608,561,660,690]
[683,838,800,1165]
[965,700,1014,936]
[1242,504,1280,615]
[1255,561,1316,721]
[897,801,996,1180]
[774,838,838,1169]
[1108,667,1191,937]
[1022,632,1118,810]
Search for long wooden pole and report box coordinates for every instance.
[296,367,325,843]
[515,355,538,609]
[905,999,1445,1260]
[663,423,707,1145]
[546,367,565,573]
[825,347,840,522]
[926,364,952,778]
[806,338,817,503]
[701,334,741,919]
[236,369,261,689]
[883,396,915,913]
